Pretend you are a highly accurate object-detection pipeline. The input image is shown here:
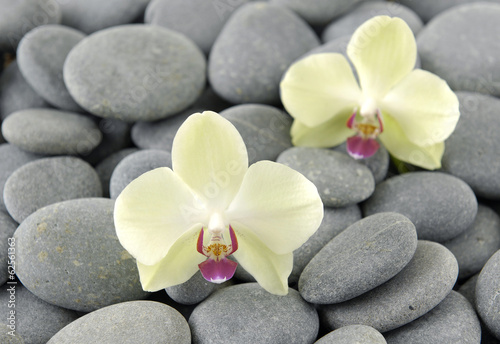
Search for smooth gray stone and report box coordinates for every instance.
[333,143,389,184]
[300,212,417,304]
[3,156,102,223]
[384,291,481,344]
[2,108,102,155]
[442,92,500,200]
[362,172,478,242]
[47,301,190,343]
[17,24,85,112]
[277,147,375,207]
[0,210,17,285]
[0,285,79,344]
[145,0,249,54]
[319,241,459,333]
[269,0,362,25]
[458,274,479,307]
[64,25,206,122]
[209,2,319,104]
[59,0,150,34]
[397,0,500,22]
[0,324,24,343]
[95,148,139,198]
[476,249,500,339]
[0,144,42,211]
[315,325,387,344]
[0,0,62,52]
[109,149,172,199]
[444,205,500,280]
[322,2,423,42]
[0,61,51,120]
[189,283,319,344]
[417,3,500,97]
[290,205,361,284]
[14,198,148,312]
[165,271,219,306]
[220,104,292,164]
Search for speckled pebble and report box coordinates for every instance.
[333,143,389,184]
[165,271,220,305]
[277,147,375,207]
[315,325,386,344]
[95,148,139,198]
[476,249,500,339]
[0,210,17,285]
[0,324,25,343]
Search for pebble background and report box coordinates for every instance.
[0,0,499,343]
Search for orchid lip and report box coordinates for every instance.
[346,109,383,159]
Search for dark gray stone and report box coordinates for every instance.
[444,205,500,280]
[0,61,50,120]
[442,92,500,200]
[476,249,500,339]
[189,283,319,344]
[0,285,79,344]
[333,143,389,184]
[1,108,102,155]
[17,24,85,111]
[47,301,190,343]
[362,172,478,242]
[220,104,292,164]
[14,198,148,312]
[3,156,102,223]
[165,271,219,305]
[384,291,481,344]
[458,274,479,307]
[315,325,387,344]
[277,147,375,207]
[319,241,459,333]
[64,25,206,122]
[208,2,319,104]
[417,3,500,97]
[95,148,139,198]
[300,212,417,304]
[0,210,17,285]
[290,205,361,284]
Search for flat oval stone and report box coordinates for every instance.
[277,147,375,207]
[300,212,417,304]
[2,108,102,155]
[209,2,319,104]
[315,325,387,344]
[3,156,102,223]
[444,205,500,280]
[319,241,459,333]
[95,148,139,198]
[64,25,206,121]
[47,301,190,343]
[417,3,500,97]
[165,271,220,305]
[220,104,292,164]
[109,149,171,199]
[333,143,389,184]
[476,249,500,339]
[14,198,147,312]
[17,24,85,112]
[0,324,24,343]
[0,210,17,285]
[442,92,500,199]
[189,283,319,344]
[384,291,481,344]
[362,172,478,242]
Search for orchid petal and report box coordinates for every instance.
[172,111,248,210]
[199,258,238,284]
[346,136,380,159]
[280,53,361,128]
[379,114,444,170]
[347,16,416,99]
[380,69,460,146]
[114,167,205,266]
[231,226,292,295]
[227,161,323,255]
[136,225,205,291]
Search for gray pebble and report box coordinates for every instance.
[0,324,24,343]
[64,25,206,121]
[417,3,500,97]
[476,249,500,339]
[95,148,139,198]
[0,61,50,120]
[14,198,148,312]
[47,301,190,343]
[442,92,500,199]
[220,104,292,164]
[2,108,102,155]
[300,212,417,304]
[189,283,319,344]
[277,147,375,207]
[384,291,481,344]
[209,2,319,104]
[0,285,79,344]
[444,205,500,280]
[458,274,479,308]
[165,271,219,305]
[362,172,478,242]
[290,204,361,284]
[0,210,17,285]
[3,156,102,223]
[322,2,423,42]
[315,325,387,344]
[319,241,459,333]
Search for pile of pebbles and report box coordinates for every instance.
[1,0,500,343]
